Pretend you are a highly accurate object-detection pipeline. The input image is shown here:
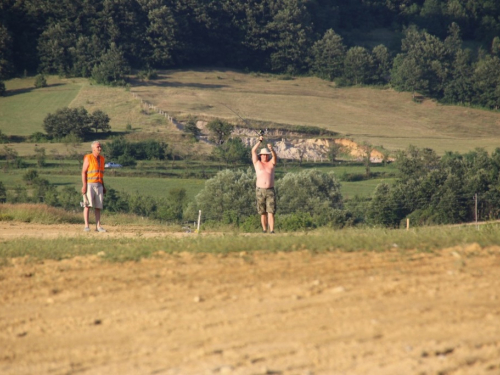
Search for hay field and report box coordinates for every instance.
[3,70,500,155]
[131,69,500,154]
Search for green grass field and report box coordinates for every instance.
[0,77,84,135]
[0,166,206,201]
[0,159,395,200]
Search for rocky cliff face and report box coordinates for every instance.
[196,121,390,162]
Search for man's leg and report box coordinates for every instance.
[95,208,101,228]
[268,213,275,232]
[261,213,268,232]
[83,206,90,228]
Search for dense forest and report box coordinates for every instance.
[1,0,500,108]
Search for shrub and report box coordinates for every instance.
[29,132,49,142]
[187,168,255,223]
[276,169,343,216]
[105,138,167,161]
[23,169,39,185]
[277,212,315,231]
[0,181,6,203]
[0,129,8,143]
[240,215,261,232]
[34,74,47,88]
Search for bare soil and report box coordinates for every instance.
[1,223,499,375]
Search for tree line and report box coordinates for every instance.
[1,0,500,108]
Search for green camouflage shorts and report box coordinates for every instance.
[256,187,276,214]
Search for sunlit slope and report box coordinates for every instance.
[131,69,500,154]
[0,77,83,135]
[3,70,500,155]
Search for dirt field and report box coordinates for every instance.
[1,223,499,375]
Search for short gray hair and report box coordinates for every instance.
[91,140,101,149]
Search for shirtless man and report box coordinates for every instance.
[252,135,277,233]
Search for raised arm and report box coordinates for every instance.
[252,135,263,164]
[268,143,277,166]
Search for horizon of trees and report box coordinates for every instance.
[1,0,499,107]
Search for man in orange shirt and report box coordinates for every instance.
[81,141,107,232]
[252,135,277,233]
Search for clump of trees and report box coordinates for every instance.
[211,138,250,166]
[42,107,110,140]
[2,1,500,109]
[185,168,351,231]
[104,138,168,166]
[367,146,500,227]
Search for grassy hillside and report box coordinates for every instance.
[131,69,500,154]
[3,70,500,155]
[0,77,83,135]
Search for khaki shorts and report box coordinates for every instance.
[256,187,276,215]
[85,183,103,209]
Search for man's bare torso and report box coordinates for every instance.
[255,160,275,188]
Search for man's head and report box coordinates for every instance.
[258,147,271,162]
[91,141,102,155]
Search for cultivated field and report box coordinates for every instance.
[1,218,500,375]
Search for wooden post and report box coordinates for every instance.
[197,210,202,233]
[406,218,409,230]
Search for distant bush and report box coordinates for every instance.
[0,129,9,143]
[0,182,6,203]
[277,212,315,231]
[34,74,47,88]
[0,81,6,96]
[105,138,167,161]
[43,107,110,139]
[22,169,39,185]
[29,132,49,142]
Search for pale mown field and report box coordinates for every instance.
[131,69,500,154]
[3,70,500,155]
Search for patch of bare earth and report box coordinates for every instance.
[1,224,499,375]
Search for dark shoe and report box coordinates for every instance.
[270,231,275,234]
[262,230,267,233]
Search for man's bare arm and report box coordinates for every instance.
[268,143,277,166]
[81,157,89,194]
[252,136,263,164]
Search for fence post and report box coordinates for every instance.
[197,210,202,233]
[406,218,409,231]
